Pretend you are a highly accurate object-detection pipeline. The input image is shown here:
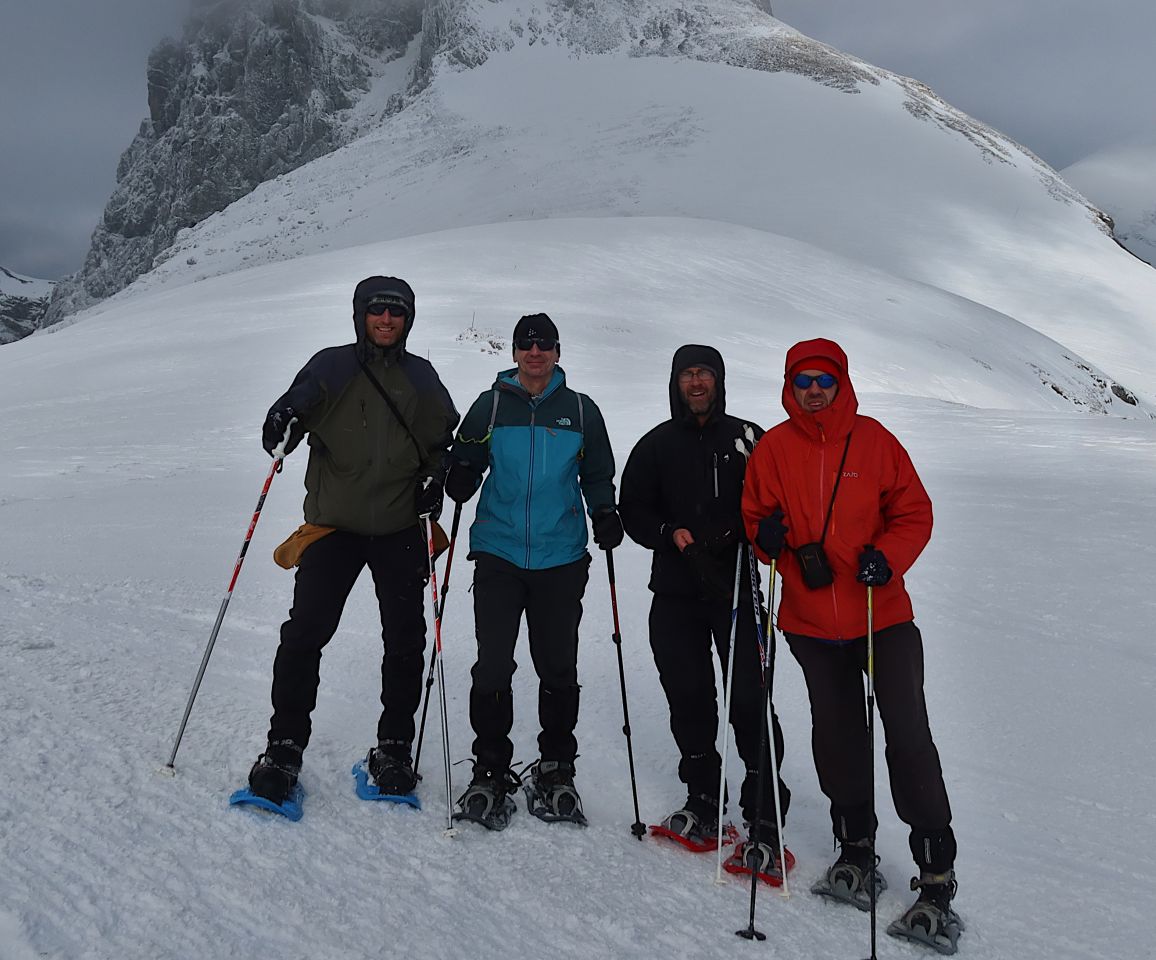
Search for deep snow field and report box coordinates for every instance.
[2,219,1154,959]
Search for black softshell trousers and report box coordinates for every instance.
[786,620,954,869]
[468,552,591,772]
[649,589,791,826]
[267,526,429,750]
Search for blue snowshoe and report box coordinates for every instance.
[352,745,420,809]
[231,741,305,820]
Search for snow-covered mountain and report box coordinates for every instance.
[42,0,426,325]
[1062,142,1156,265]
[3,3,1156,957]
[0,266,54,344]
[33,0,1155,407]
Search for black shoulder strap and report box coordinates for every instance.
[818,433,853,546]
[359,359,427,466]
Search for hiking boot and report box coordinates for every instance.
[726,824,794,884]
[524,759,586,824]
[811,837,887,910]
[454,765,521,831]
[366,741,418,796]
[887,870,963,955]
[247,739,302,804]
[660,793,720,838]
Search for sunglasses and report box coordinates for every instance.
[367,302,409,318]
[793,372,838,389]
[515,337,558,352]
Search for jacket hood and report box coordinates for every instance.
[781,338,858,441]
[352,276,416,361]
[669,344,726,422]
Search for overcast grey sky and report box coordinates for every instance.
[2,0,1154,279]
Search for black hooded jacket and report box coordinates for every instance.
[619,345,764,599]
[266,276,458,534]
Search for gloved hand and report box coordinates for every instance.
[415,475,444,521]
[857,545,893,586]
[262,405,303,458]
[755,508,788,560]
[444,459,482,504]
[591,506,625,550]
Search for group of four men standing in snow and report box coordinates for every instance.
[248,275,960,951]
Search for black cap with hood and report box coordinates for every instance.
[352,276,416,360]
[669,344,726,422]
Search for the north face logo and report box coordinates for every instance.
[556,417,572,426]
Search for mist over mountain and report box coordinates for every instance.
[1062,142,1156,264]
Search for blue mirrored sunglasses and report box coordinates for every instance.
[792,372,838,389]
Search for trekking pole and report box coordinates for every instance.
[414,502,462,777]
[164,457,282,772]
[736,557,788,941]
[605,549,646,839]
[864,582,878,960]
[421,514,456,835]
[715,545,746,882]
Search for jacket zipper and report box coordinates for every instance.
[817,426,841,635]
[525,403,536,568]
[712,452,719,499]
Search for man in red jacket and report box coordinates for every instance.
[742,338,961,954]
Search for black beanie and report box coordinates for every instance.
[511,313,560,357]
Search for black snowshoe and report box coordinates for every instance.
[246,739,303,804]
[887,870,964,955]
[366,743,419,797]
[811,838,888,910]
[649,793,737,852]
[523,759,587,826]
[453,766,521,831]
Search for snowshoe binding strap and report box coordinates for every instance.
[886,873,964,955]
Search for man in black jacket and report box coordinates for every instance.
[247,276,458,808]
[619,344,790,870]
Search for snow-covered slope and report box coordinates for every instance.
[2,222,1155,960]
[91,0,1153,402]
[1062,142,1156,264]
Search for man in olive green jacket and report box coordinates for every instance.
[247,276,458,806]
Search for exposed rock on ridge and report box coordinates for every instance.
[42,0,424,327]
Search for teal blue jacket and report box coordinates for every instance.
[452,367,616,570]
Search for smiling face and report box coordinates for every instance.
[363,301,409,348]
[792,369,839,413]
[677,366,717,420]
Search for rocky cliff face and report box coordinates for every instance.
[43,0,424,326]
[0,267,54,344]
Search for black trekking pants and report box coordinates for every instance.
[468,552,591,772]
[267,526,429,751]
[785,621,953,867]
[649,590,790,826]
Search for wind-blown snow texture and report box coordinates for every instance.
[1,220,1155,959]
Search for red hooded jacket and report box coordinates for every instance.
[742,339,932,639]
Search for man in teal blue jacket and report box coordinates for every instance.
[444,313,623,829]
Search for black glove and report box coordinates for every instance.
[444,459,482,504]
[684,542,737,603]
[591,507,625,550]
[415,475,444,521]
[857,545,893,586]
[755,508,788,560]
[262,405,303,458]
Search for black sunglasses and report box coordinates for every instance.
[793,372,838,389]
[515,336,558,352]
[367,302,409,318]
